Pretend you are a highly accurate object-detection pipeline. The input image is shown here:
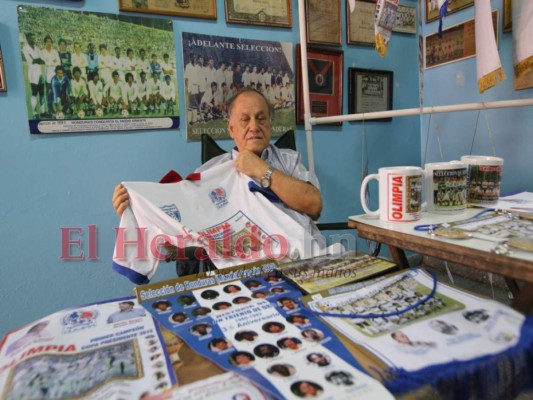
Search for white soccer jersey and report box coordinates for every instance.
[22,45,43,85]
[123,81,139,103]
[105,80,124,100]
[147,78,161,95]
[71,52,88,78]
[161,82,176,101]
[112,160,311,284]
[71,78,88,98]
[88,80,104,104]
[41,48,60,83]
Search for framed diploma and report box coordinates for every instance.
[296,45,344,125]
[306,0,341,46]
[225,0,292,28]
[425,0,473,24]
[0,46,6,92]
[348,68,393,121]
[346,0,375,46]
[119,0,217,20]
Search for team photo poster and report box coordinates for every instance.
[17,6,179,134]
[0,297,174,399]
[182,32,296,141]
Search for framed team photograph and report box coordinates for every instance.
[225,0,292,28]
[0,46,6,92]
[119,0,217,20]
[346,0,375,46]
[348,68,393,121]
[296,45,343,125]
[306,0,341,46]
[17,5,180,134]
[425,10,498,69]
[425,0,474,24]
[393,5,417,34]
[503,0,512,33]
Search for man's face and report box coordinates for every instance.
[74,44,81,54]
[228,91,271,155]
[119,303,133,312]
[27,35,35,46]
[56,69,64,79]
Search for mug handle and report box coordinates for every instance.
[421,169,427,211]
[360,174,379,216]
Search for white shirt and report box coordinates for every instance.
[113,160,312,283]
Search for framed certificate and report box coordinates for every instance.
[296,45,343,125]
[0,46,6,92]
[425,0,473,24]
[346,0,374,46]
[225,0,292,28]
[348,68,393,121]
[119,0,217,19]
[306,0,341,46]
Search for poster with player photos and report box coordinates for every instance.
[0,297,174,399]
[306,269,526,373]
[17,6,179,134]
[137,261,394,399]
[182,32,296,141]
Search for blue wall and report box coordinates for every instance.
[1,0,418,337]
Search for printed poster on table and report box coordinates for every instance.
[306,269,525,373]
[136,261,394,399]
[182,32,296,141]
[0,297,174,399]
[17,6,179,134]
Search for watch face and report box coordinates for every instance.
[261,178,270,188]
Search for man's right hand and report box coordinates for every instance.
[112,184,129,217]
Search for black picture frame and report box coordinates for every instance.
[348,68,393,121]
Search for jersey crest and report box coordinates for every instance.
[209,187,228,208]
[160,204,181,221]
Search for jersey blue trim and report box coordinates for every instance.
[248,181,281,203]
[112,261,150,285]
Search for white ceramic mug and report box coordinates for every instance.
[360,166,423,222]
[423,161,468,214]
[461,155,504,205]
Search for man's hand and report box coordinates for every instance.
[234,150,270,180]
[112,183,129,217]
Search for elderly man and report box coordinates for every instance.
[112,89,323,273]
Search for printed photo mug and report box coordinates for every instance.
[461,155,504,205]
[423,161,468,214]
[360,166,423,222]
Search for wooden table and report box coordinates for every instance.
[348,209,533,313]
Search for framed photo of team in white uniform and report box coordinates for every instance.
[182,32,296,141]
[17,6,180,134]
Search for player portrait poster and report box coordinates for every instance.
[137,261,394,399]
[17,6,179,134]
[182,32,296,141]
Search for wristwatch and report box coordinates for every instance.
[261,166,274,189]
